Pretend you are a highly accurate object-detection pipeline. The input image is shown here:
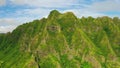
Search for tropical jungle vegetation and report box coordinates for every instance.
[0,10,120,68]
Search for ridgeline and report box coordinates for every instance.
[0,10,120,68]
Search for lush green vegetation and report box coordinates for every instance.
[0,10,120,68]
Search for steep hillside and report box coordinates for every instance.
[0,10,120,68]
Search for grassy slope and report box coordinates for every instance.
[0,10,120,68]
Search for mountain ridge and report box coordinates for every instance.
[0,10,120,68]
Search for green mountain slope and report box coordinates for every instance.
[0,10,120,68]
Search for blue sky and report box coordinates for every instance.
[0,0,120,33]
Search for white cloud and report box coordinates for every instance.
[10,0,120,12]
[87,0,120,12]
[0,18,19,33]
[0,17,35,33]
[0,18,19,26]
[0,0,6,6]
[10,0,77,8]
[0,9,64,33]
[0,25,16,33]
[14,8,51,18]
[1,0,120,33]
[62,9,105,18]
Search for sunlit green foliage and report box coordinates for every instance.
[0,10,120,68]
